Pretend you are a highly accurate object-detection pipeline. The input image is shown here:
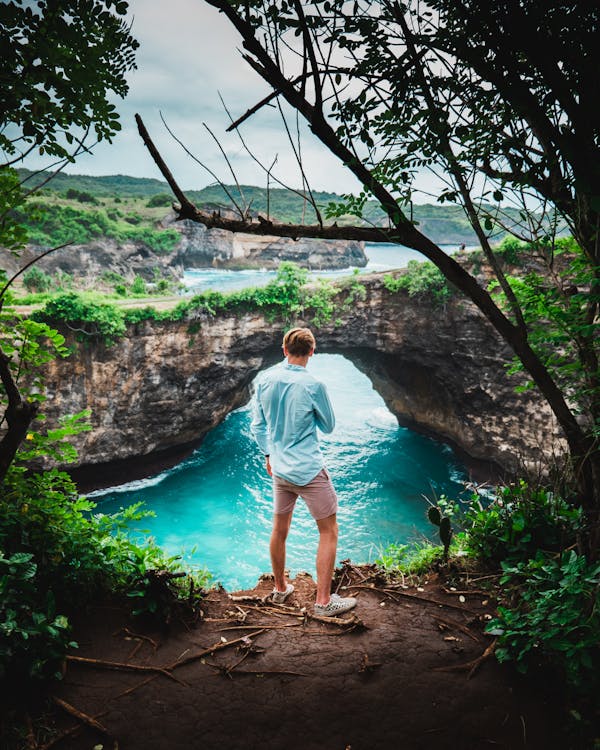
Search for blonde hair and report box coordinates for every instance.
[283,327,316,356]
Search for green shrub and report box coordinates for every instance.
[0,550,76,686]
[122,226,179,253]
[464,481,583,565]
[33,292,127,344]
[495,235,525,265]
[375,540,454,575]
[0,467,211,692]
[384,260,452,303]
[130,275,146,295]
[13,202,179,253]
[22,267,52,293]
[65,188,99,205]
[101,270,126,286]
[488,551,600,692]
[146,192,173,208]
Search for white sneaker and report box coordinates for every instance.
[272,583,294,604]
[314,593,357,617]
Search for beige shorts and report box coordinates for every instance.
[273,468,338,520]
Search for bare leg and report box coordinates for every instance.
[315,513,338,605]
[270,511,293,592]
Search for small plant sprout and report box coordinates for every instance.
[426,504,453,563]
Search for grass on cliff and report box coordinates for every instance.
[27,263,373,343]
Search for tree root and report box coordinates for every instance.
[66,655,184,685]
[431,615,482,642]
[115,626,159,651]
[50,697,117,749]
[168,629,267,670]
[349,583,482,616]
[432,638,497,679]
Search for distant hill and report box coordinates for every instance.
[17,169,170,198]
[15,168,521,245]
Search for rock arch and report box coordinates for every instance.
[41,275,562,491]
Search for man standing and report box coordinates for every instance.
[251,327,357,617]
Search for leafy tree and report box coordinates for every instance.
[168,0,600,548]
[0,0,138,483]
[0,0,138,166]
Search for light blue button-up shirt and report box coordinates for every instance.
[251,360,335,486]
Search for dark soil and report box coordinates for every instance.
[32,567,566,750]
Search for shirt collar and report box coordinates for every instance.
[283,362,306,371]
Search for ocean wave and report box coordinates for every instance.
[87,470,171,497]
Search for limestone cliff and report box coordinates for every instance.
[164,214,366,270]
[0,216,366,284]
[38,274,564,489]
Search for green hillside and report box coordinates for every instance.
[15,168,485,243]
[17,169,169,198]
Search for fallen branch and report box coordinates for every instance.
[40,707,111,750]
[168,629,267,670]
[204,649,252,678]
[117,627,158,651]
[305,611,365,629]
[219,623,303,631]
[230,598,364,629]
[111,630,268,700]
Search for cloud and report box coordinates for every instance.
[18,0,437,198]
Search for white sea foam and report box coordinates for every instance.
[87,470,170,497]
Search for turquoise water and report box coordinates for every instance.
[182,241,457,293]
[93,353,469,591]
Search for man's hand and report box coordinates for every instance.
[266,456,272,476]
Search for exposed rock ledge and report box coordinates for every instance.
[36,274,565,490]
[165,214,367,270]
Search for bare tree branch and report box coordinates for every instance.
[135,113,198,217]
[0,241,73,312]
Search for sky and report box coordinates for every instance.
[20,0,370,195]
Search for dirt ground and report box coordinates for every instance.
[37,565,566,750]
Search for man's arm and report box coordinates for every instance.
[250,386,271,455]
[313,383,335,434]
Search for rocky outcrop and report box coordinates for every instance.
[0,217,366,285]
[165,214,366,270]
[1,239,184,283]
[37,274,564,489]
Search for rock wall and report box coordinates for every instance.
[38,274,564,489]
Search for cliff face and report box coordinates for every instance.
[166,215,366,270]
[1,217,366,284]
[39,275,564,488]
[1,239,184,283]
